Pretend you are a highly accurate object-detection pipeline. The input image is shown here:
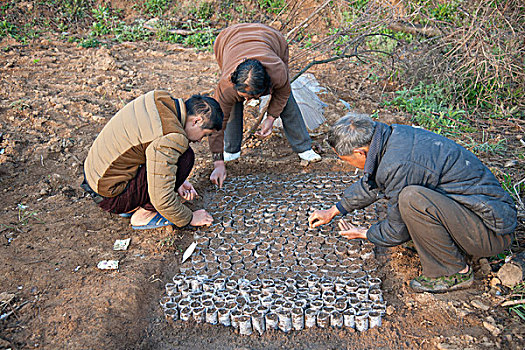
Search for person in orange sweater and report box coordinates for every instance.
[209,23,321,188]
[82,91,223,230]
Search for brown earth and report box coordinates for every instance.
[0,28,524,350]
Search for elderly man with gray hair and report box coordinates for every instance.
[308,114,516,293]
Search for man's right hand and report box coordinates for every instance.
[210,160,227,188]
[190,209,213,226]
[308,205,341,228]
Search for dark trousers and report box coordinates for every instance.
[88,147,195,214]
[224,92,312,154]
[398,185,511,277]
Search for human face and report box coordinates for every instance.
[334,147,368,170]
[185,115,214,142]
[188,128,214,142]
[237,91,262,101]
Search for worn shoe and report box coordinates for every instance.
[224,151,241,162]
[298,149,321,163]
[410,266,474,293]
[131,212,174,230]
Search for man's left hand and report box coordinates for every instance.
[255,115,275,138]
[177,180,198,201]
[338,219,368,240]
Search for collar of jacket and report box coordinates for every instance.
[173,97,184,126]
[363,122,392,190]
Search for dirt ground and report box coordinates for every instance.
[0,32,524,350]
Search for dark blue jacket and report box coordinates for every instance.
[337,122,517,247]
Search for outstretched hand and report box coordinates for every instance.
[190,209,213,226]
[255,115,275,138]
[308,205,340,228]
[210,161,227,189]
[177,180,198,201]
[338,219,368,240]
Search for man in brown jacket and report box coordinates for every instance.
[209,23,321,188]
[82,90,223,230]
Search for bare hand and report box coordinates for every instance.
[338,219,368,240]
[177,180,198,201]
[190,209,213,226]
[210,161,227,188]
[255,115,275,138]
[308,205,340,228]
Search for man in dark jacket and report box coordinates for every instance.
[309,114,516,293]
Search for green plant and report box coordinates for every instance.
[0,19,42,44]
[183,28,215,51]
[79,37,101,48]
[157,235,180,249]
[1,1,15,14]
[406,0,463,25]
[189,1,214,20]
[258,0,286,14]
[0,204,42,231]
[114,20,151,42]
[429,0,463,23]
[9,99,31,110]
[385,83,472,135]
[0,20,16,39]
[507,282,525,321]
[90,5,116,36]
[329,28,350,55]
[141,0,170,16]
[219,12,232,21]
[499,173,525,209]
[234,4,245,13]
[17,204,42,226]
[155,20,183,43]
[59,0,92,20]
[459,132,507,156]
[458,72,523,115]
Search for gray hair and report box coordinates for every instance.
[327,113,376,156]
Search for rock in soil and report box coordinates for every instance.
[471,299,490,311]
[497,261,523,288]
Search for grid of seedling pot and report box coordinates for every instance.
[161,172,385,335]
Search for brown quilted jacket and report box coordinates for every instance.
[84,90,193,227]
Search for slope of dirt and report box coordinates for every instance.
[0,34,523,350]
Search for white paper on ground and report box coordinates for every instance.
[113,238,131,251]
[182,241,197,263]
[97,260,119,270]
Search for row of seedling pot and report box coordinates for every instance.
[161,274,385,334]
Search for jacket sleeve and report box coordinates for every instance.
[366,161,438,246]
[266,65,291,118]
[209,81,240,154]
[337,176,411,247]
[338,176,381,213]
[367,203,411,247]
[145,133,193,227]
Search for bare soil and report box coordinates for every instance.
[0,31,524,350]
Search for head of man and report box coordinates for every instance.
[327,113,376,169]
[184,95,224,142]
[230,59,271,100]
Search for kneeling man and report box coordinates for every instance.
[309,114,516,293]
[82,90,223,230]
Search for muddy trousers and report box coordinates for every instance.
[398,185,511,278]
[224,92,312,154]
[90,147,195,214]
